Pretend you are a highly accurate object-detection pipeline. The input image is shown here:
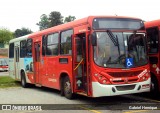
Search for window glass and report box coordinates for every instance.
[20,40,26,58]
[146,28,159,53]
[42,35,46,56]
[46,33,59,56]
[60,29,73,55]
[26,39,32,57]
[9,43,14,58]
[47,33,59,45]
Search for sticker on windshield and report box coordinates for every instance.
[126,58,133,68]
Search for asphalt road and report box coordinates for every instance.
[0,86,160,113]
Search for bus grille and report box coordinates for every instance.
[116,85,136,91]
[108,71,142,78]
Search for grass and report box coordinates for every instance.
[0,76,21,88]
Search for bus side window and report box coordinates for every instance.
[20,40,27,58]
[42,35,46,56]
[9,43,14,58]
[60,29,73,55]
[26,39,33,57]
[147,27,159,54]
[46,33,59,56]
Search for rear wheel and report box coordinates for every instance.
[63,76,74,99]
[21,71,28,88]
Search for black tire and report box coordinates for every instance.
[150,76,159,97]
[21,71,28,88]
[60,78,64,96]
[63,76,74,99]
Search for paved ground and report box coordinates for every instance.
[0,86,160,113]
[0,71,9,76]
[0,72,160,113]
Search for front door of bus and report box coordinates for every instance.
[73,33,87,93]
[34,42,41,84]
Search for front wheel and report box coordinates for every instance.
[63,76,74,99]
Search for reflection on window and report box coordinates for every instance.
[94,32,147,68]
[20,40,26,58]
[146,27,159,53]
[46,33,59,56]
[60,29,73,55]
[26,39,32,57]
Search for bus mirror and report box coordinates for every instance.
[91,32,97,46]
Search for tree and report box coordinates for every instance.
[64,15,76,23]
[14,27,32,38]
[0,28,13,44]
[48,11,63,28]
[36,11,76,30]
[36,14,49,30]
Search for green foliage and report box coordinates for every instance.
[0,76,20,88]
[14,27,32,38]
[36,14,49,30]
[48,11,63,28]
[37,11,76,30]
[0,28,13,44]
[64,15,76,23]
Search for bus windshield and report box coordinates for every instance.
[94,32,148,68]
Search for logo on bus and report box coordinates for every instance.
[126,58,133,68]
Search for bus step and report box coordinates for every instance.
[76,92,87,96]
[35,84,42,87]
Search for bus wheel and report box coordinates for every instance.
[151,76,159,97]
[63,76,74,99]
[21,71,28,88]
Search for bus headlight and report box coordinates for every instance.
[94,73,111,84]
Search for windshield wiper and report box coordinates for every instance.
[106,30,118,46]
[106,30,120,56]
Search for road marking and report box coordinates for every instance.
[123,110,149,113]
[79,105,102,113]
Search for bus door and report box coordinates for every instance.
[34,42,41,84]
[15,47,20,79]
[146,27,159,72]
[73,33,88,93]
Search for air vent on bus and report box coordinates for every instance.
[115,85,136,91]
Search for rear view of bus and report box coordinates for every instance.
[90,17,150,97]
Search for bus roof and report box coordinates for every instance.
[145,19,160,28]
[9,34,29,43]
[9,15,142,43]
[29,16,142,37]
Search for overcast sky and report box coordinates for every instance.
[0,0,159,32]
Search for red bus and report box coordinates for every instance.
[145,19,160,96]
[9,16,150,99]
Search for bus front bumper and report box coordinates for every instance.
[92,78,150,97]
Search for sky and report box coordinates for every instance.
[0,0,159,32]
